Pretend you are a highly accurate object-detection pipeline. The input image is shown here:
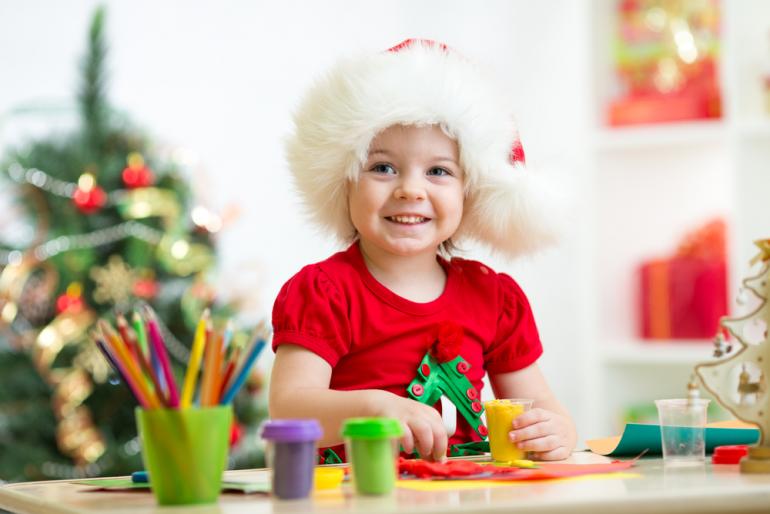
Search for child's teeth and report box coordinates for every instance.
[393,216,425,224]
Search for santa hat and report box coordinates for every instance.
[286,39,560,258]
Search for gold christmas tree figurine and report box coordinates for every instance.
[695,240,770,473]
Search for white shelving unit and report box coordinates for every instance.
[602,341,715,366]
[584,0,770,437]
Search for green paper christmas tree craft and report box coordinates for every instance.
[407,322,488,447]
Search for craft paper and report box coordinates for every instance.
[400,459,637,482]
[397,472,641,491]
[72,479,270,494]
[586,420,759,456]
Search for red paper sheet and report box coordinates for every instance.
[398,457,636,482]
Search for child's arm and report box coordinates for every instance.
[489,362,577,461]
[270,344,448,461]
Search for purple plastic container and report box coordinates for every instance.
[260,419,322,499]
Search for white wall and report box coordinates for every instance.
[0,0,590,438]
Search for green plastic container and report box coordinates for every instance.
[342,417,403,495]
[135,406,232,505]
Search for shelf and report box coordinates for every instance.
[602,340,716,365]
[736,118,770,139]
[592,120,726,151]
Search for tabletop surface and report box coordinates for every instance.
[2,453,770,514]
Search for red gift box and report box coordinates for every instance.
[607,91,721,127]
[638,220,728,339]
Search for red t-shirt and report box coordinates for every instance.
[272,242,543,452]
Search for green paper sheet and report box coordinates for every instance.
[587,423,759,457]
[72,478,270,494]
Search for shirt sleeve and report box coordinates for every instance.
[483,272,543,374]
[271,264,352,367]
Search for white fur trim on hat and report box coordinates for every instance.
[286,39,560,258]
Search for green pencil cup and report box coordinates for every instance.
[342,417,403,495]
[135,405,233,506]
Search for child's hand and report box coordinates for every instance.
[372,392,448,462]
[508,408,574,461]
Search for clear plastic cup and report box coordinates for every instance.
[261,419,322,499]
[655,398,710,465]
[484,399,534,462]
[342,417,403,495]
[135,405,232,506]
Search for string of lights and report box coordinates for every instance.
[0,221,164,266]
[7,162,127,204]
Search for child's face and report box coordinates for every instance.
[349,124,464,258]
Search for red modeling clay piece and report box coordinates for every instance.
[398,457,636,481]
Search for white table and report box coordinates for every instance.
[1,453,770,514]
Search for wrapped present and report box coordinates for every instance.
[638,220,728,339]
[607,0,722,126]
[608,88,720,126]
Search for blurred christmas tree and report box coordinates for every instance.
[0,7,266,482]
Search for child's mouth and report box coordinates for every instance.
[386,215,430,225]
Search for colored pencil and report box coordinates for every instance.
[220,336,266,405]
[96,310,268,410]
[98,321,160,408]
[114,313,165,406]
[102,320,162,408]
[180,308,209,408]
[131,310,150,360]
[222,320,234,353]
[131,310,166,401]
[94,337,130,387]
[218,344,241,400]
[116,314,143,372]
[209,332,224,404]
[200,324,221,406]
[143,307,179,407]
[95,337,151,408]
[138,310,167,396]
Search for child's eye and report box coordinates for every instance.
[427,167,451,177]
[370,163,396,175]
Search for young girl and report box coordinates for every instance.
[269,39,576,462]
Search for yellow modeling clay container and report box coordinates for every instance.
[484,399,533,462]
[314,466,345,490]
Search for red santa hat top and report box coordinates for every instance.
[286,39,560,258]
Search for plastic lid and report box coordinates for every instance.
[260,419,322,442]
[341,417,404,439]
[712,444,749,465]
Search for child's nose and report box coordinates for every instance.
[395,175,426,201]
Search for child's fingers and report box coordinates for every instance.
[509,420,550,443]
[529,446,571,461]
[410,418,435,460]
[511,408,550,429]
[400,422,415,454]
[406,410,447,461]
[431,422,448,462]
[514,434,562,452]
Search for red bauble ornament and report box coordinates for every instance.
[72,173,107,214]
[132,277,159,299]
[229,422,244,447]
[122,152,155,188]
[122,166,154,188]
[56,283,85,313]
[55,293,84,314]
